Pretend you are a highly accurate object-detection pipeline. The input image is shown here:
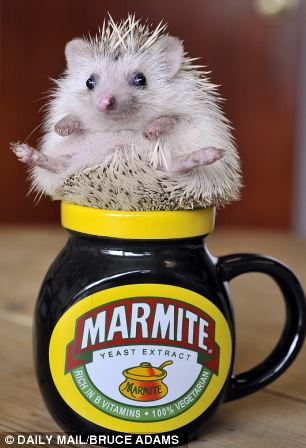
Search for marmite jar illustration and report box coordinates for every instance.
[120,361,173,401]
[34,202,306,442]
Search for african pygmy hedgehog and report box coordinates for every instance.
[12,14,241,210]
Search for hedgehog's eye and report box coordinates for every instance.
[86,75,96,90]
[133,73,147,88]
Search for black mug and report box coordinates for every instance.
[34,202,306,442]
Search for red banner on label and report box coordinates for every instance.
[65,297,220,375]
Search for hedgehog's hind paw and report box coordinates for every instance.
[170,147,225,174]
[11,142,35,165]
[11,142,66,174]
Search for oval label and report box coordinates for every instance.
[49,284,232,433]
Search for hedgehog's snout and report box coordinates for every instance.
[96,95,116,113]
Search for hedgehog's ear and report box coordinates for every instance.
[159,36,183,78]
[65,38,91,70]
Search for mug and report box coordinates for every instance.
[34,202,306,442]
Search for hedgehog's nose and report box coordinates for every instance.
[96,95,116,112]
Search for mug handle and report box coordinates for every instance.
[217,253,306,401]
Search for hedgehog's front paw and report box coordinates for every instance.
[143,116,178,141]
[143,124,163,141]
[11,142,35,164]
[171,147,225,174]
[54,115,81,137]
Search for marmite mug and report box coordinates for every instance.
[34,203,306,442]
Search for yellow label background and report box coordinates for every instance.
[49,284,232,433]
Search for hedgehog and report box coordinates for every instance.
[11,14,241,210]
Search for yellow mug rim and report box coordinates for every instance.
[61,202,215,240]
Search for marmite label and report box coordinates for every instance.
[49,284,232,433]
